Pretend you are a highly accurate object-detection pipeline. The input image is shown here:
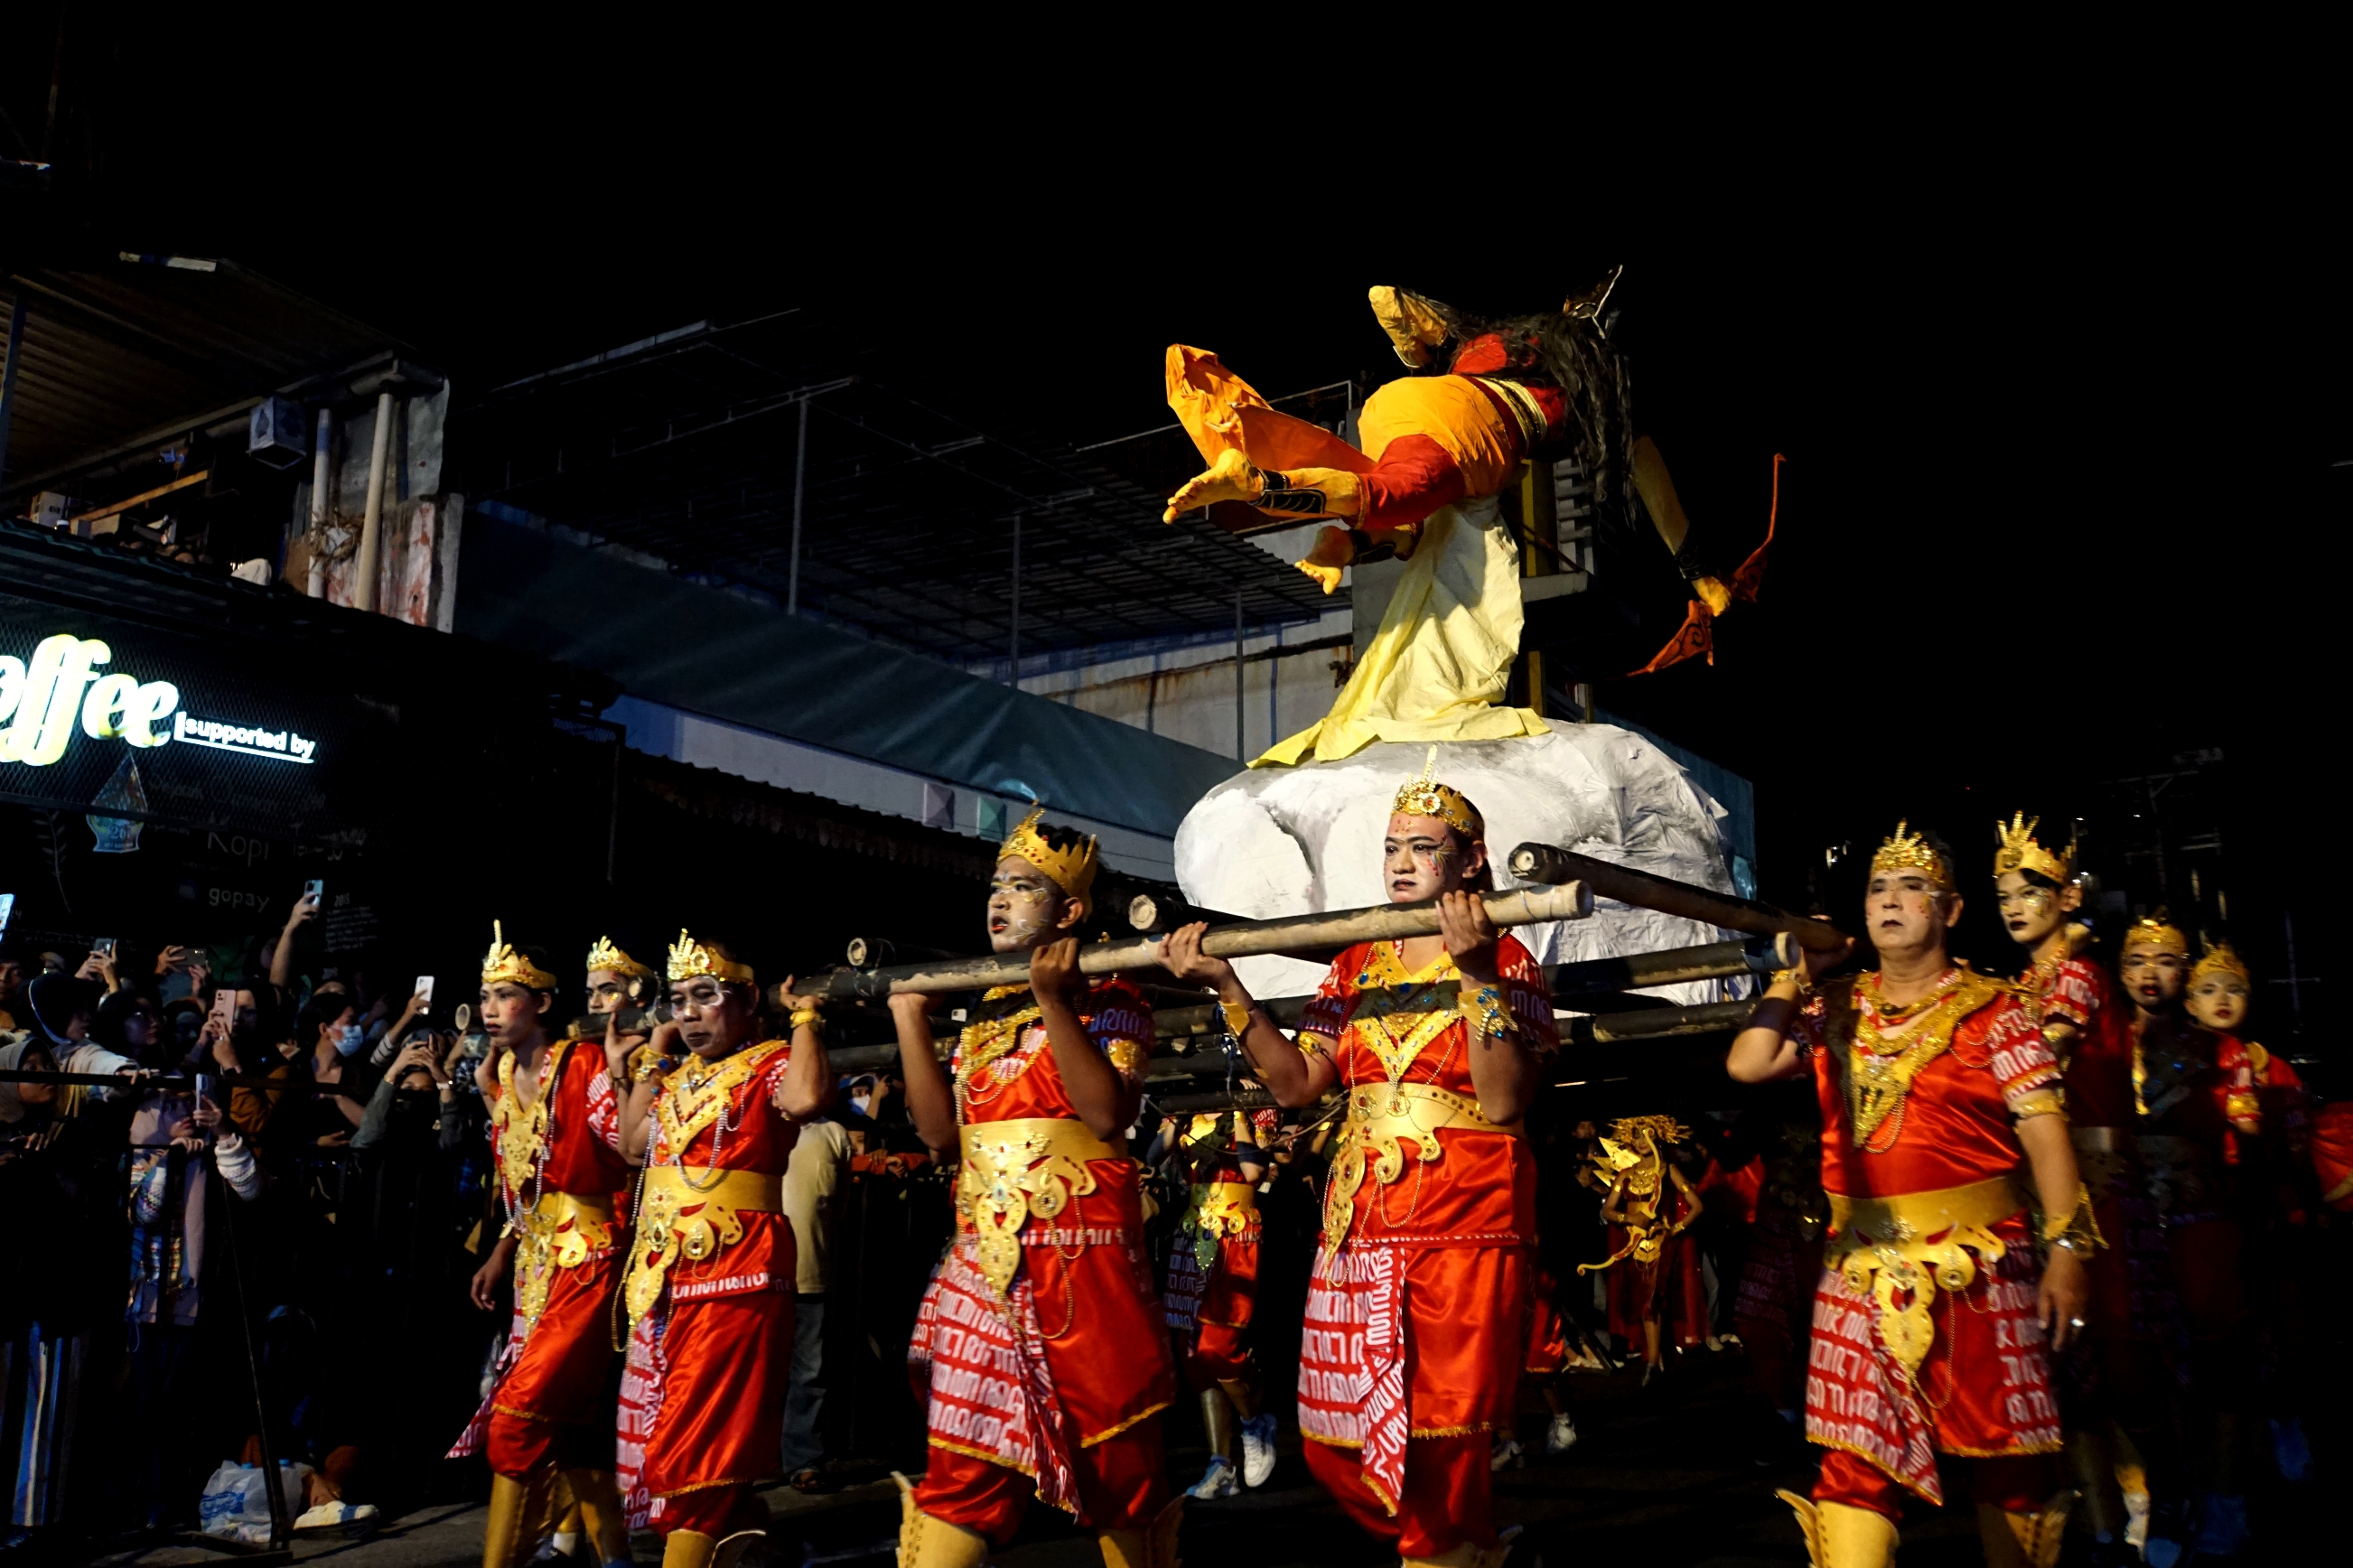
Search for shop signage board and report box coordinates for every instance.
[0,593,382,843]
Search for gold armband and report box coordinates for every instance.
[1220,1000,1252,1038]
[2040,1181,2106,1254]
[1769,966,1811,995]
[1459,983,1511,1039]
[2011,1087,2066,1121]
[789,1006,825,1034]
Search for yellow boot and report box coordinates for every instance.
[1777,1490,1899,1568]
[560,1467,630,1565]
[1097,1494,1181,1568]
[661,1530,716,1568]
[483,1470,556,1568]
[1976,1495,2071,1568]
[1399,1542,1511,1567]
[892,1473,986,1568]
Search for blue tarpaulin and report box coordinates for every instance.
[454,516,1240,838]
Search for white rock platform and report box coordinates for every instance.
[1172,728,1748,1007]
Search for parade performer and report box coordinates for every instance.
[452,926,635,1568]
[1727,824,2093,1568]
[2120,916,2254,1554]
[613,932,830,1568]
[889,810,1178,1568]
[1150,1106,1280,1498]
[1491,1258,1580,1470]
[1994,816,2183,1565]
[2185,941,2317,1492]
[1161,750,1558,1568]
[1577,1115,1705,1383]
[1728,1087,1826,1457]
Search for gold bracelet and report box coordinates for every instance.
[1769,966,1811,994]
[1219,999,1252,1038]
[1459,983,1510,1038]
[789,1006,824,1033]
[2041,1181,2106,1252]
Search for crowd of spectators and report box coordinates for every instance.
[0,890,1769,1562]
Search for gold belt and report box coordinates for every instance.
[1825,1175,2024,1378]
[1322,1083,1503,1255]
[510,1190,621,1327]
[625,1166,785,1326]
[1189,1181,1259,1232]
[958,1117,1123,1299]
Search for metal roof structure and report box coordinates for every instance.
[453,313,1333,666]
[0,257,408,497]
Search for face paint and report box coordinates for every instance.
[987,857,1066,955]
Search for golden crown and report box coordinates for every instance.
[481,920,559,991]
[1993,811,2073,883]
[584,935,652,980]
[667,929,755,985]
[1871,820,1952,886]
[1000,807,1099,916]
[2191,940,2251,988]
[2121,915,2190,958]
[1609,1114,1691,1147]
[1391,745,1479,836]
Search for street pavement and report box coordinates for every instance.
[94,1348,2327,1567]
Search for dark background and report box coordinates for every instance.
[5,14,2345,1066]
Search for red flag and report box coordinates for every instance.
[1729,452,1784,605]
[1628,597,1714,677]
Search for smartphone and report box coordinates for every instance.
[94,937,118,960]
[196,1071,213,1104]
[209,988,237,1032]
[0,892,14,943]
[415,975,435,1007]
[303,878,325,904]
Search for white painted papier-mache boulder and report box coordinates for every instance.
[1172,728,1748,1009]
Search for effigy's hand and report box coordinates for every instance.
[1163,449,1259,523]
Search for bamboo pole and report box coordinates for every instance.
[1508,842,1850,952]
[803,882,1596,1002]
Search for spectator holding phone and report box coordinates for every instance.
[268,887,322,993]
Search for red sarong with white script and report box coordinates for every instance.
[908,1239,1079,1512]
[1297,1243,1409,1511]
[1803,1217,2062,1505]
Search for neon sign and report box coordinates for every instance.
[0,634,179,766]
[173,713,318,764]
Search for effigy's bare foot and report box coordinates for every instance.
[1163,448,1258,522]
[1292,524,1355,595]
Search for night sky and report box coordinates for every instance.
[9,18,2345,1059]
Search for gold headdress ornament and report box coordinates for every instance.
[481,920,559,992]
[2191,940,2251,988]
[1993,811,2074,883]
[667,928,755,986]
[999,806,1099,918]
[1870,820,1952,887]
[2121,915,2190,957]
[1391,745,1479,837]
[584,935,652,980]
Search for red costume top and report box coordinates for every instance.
[1296,936,1557,1253]
[1787,967,2065,1503]
[447,1038,630,1462]
[1291,935,1558,1516]
[908,979,1172,1521]
[2025,954,2137,1129]
[627,1039,801,1317]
